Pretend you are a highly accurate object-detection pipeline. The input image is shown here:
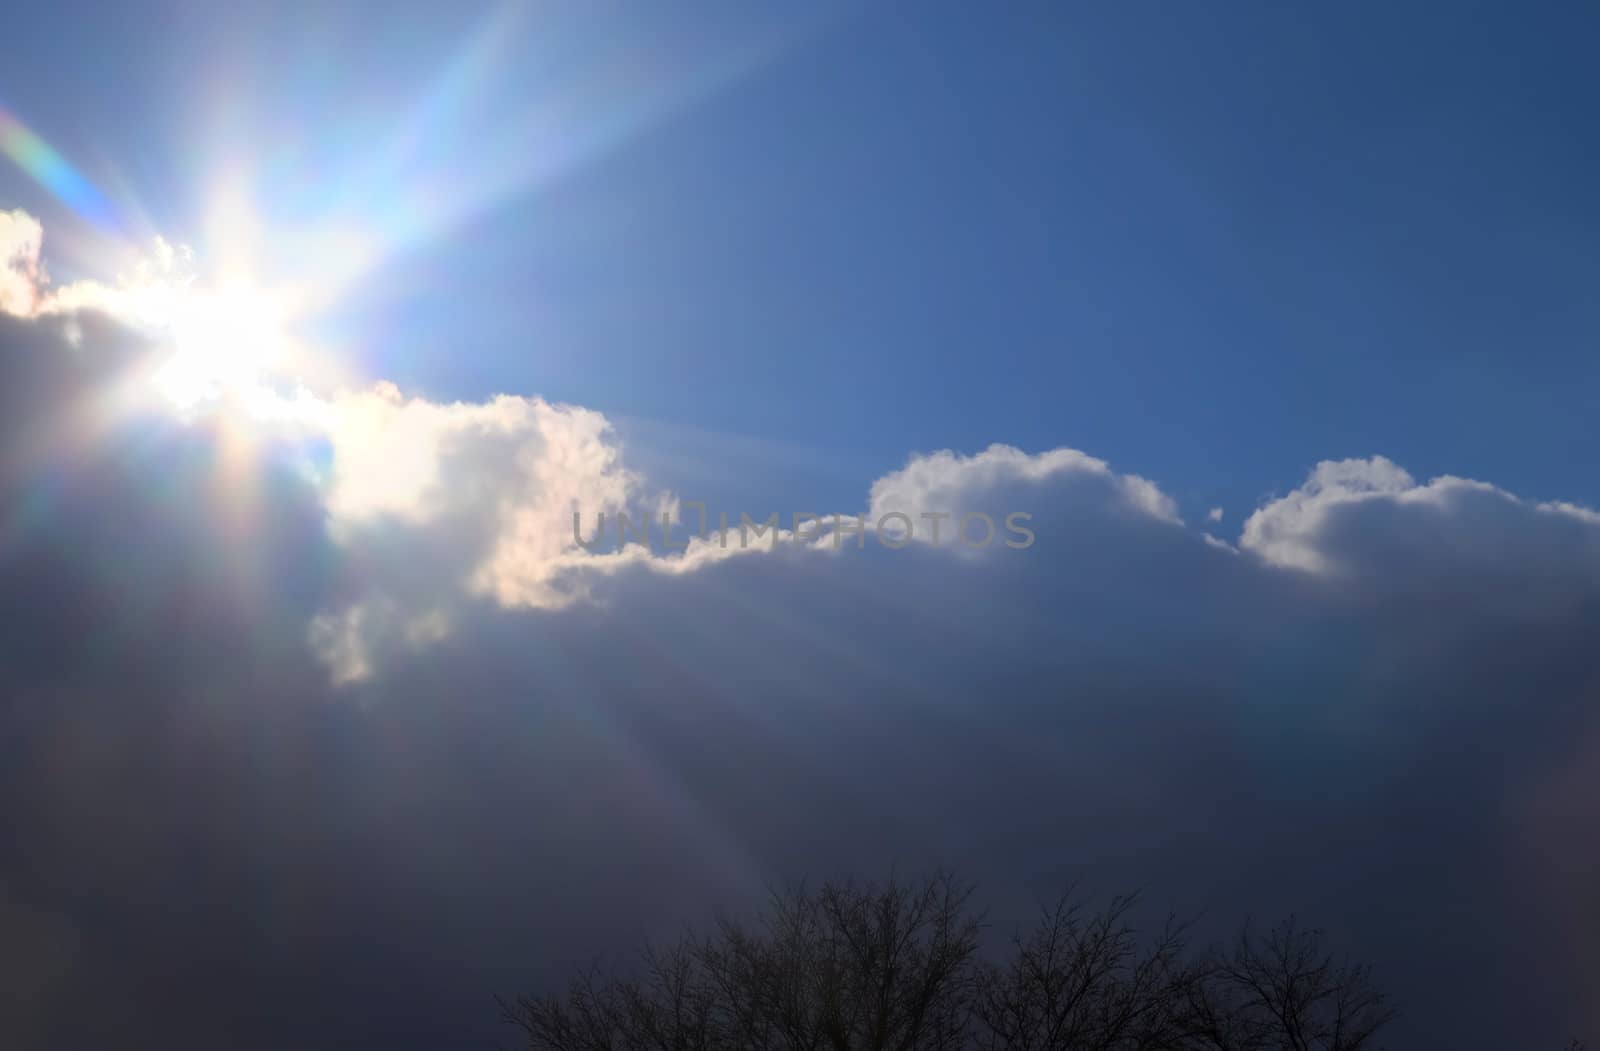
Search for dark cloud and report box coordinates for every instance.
[2,309,1596,1047]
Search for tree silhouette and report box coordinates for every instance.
[499,872,1404,1051]
[1177,919,1394,1051]
[971,892,1199,1051]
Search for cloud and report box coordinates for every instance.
[1241,457,1600,618]
[301,381,654,679]
[309,438,1192,681]
[0,208,45,314]
[0,209,197,327]
[0,886,77,1048]
[867,444,1182,532]
[4,211,1600,1046]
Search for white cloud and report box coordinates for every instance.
[1236,456,1600,618]
[0,210,197,327]
[0,209,45,315]
[867,443,1182,534]
[298,381,660,675]
[303,438,1208,680]
[1239,456,1425,572]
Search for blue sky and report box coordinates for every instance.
[5,0,1597,521]
[4,3,1600,1047]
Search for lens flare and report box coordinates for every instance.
[0,105,121,233]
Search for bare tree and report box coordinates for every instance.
[500,874,1400,1051]
[502,871,983,1051]
[1176,920,1396,1051]
[971,892,1198,1051]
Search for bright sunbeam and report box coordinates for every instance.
[149,279,291,409]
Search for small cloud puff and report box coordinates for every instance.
[0,209,45,315]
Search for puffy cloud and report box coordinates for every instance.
[302,380,664,678]
[0,208,45,314]
[0,209,196,327]
[1239,456,1420,572]
[867,443,1182,534]
[1240,457,1600,619]
[307,438,1197,680]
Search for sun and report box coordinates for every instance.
[149,278,292,409]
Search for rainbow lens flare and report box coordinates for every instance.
[0,104,120,232]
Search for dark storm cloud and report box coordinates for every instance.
[2,309,1596,1048]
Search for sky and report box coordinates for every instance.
[2,1,1598,1047]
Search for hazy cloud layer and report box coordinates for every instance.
[3,246,1598,1046]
